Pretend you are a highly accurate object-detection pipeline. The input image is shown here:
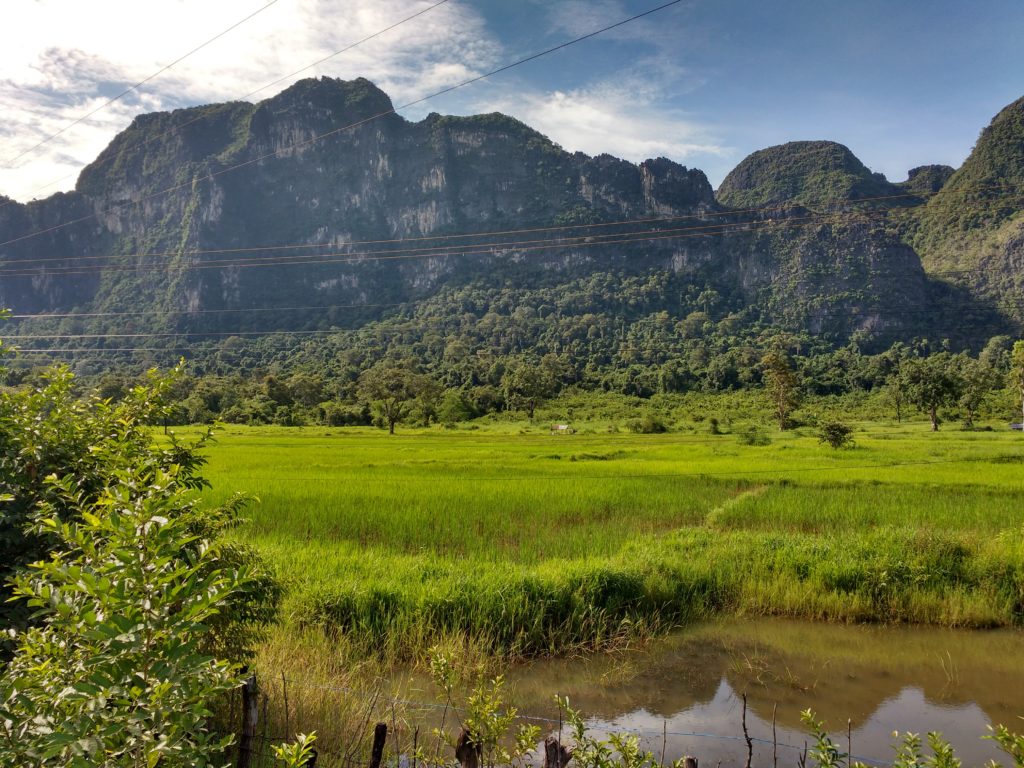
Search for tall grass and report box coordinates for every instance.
[189,422,1024,661]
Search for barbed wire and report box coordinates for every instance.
[256,673,891,766]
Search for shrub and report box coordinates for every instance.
[736,425,771,446]
[626,413,668,434]
[0,467,255,766]
[818,420,856,449]
[0,344,280,764]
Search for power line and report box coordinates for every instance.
[0,0,453,206]
[2,0,282,169]
[1,211,861,277]
[0,200,820,267]
[10,301,409,320]
[5,177,1019,269]
[2,185,1022,281]
[7,303,1018,344]
[10,207,1023,285]
[0,0,686,250]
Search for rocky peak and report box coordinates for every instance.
[258,76,396,123]
[639,157,716,212]
[899,165,955,196]
[716,140,900,209]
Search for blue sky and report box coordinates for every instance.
[2,0,1023,201]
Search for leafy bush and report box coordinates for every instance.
[0,466,256,766]
[736,425,771,446]
[818,420,856,449]
[0,337,280,764]
[626,413,668,434]
[0,362,279,660]
[1,365,204,631]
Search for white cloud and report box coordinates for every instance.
[0,0,726,202]
[0,0,500,200]
[474,63,726,167]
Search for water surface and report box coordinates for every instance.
[408,619,1023,766]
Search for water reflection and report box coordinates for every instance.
[415,619,1023,766]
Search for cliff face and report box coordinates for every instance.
[0,77,1013,349]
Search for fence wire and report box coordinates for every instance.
[230,671,892,768]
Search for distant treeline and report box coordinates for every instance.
[8,323,1019,432]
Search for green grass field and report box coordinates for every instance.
[193,418,1024,662]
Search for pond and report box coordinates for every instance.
[409,618,1024,767]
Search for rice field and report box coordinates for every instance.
[193,419,1024,661]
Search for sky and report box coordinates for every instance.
[1,0,1023,202]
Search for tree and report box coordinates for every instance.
[883,370,906,423]
[410,375,444,426]
[500,356,555,419]
[979,334,1013,374]
[357,363,424,434]
[1012,340,1024,428]
[761,350,801,430]
[956,353,998,428]
[287,371,328,407]
[901,352,964,431]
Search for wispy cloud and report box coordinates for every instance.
[543,0,696,52]
[0,0,726,202]
[477,73,727,165]
[0,0,499,200]
[472,0,725,167]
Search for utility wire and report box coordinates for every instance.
[10,301,409,319]
[0,0,686,250]
[9,206,1020,281]
[8,307,1019,346]
[0,197,866,267]
[0,206,936,277]
[2,0,282,168]
[2,184,1021,279]
[1,211,867,277]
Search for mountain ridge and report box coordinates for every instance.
[0,77,1020,360]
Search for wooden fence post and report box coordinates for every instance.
[369,722,388,768]
[238,673,259,768]
[455,728,480,768]
[543,736,572,768]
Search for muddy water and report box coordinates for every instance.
[408,619,1024,767]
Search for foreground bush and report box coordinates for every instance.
[0,465,256,766]
[0,360,279,661]
[0,333,280,765]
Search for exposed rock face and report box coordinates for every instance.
[0,77,1015,347]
